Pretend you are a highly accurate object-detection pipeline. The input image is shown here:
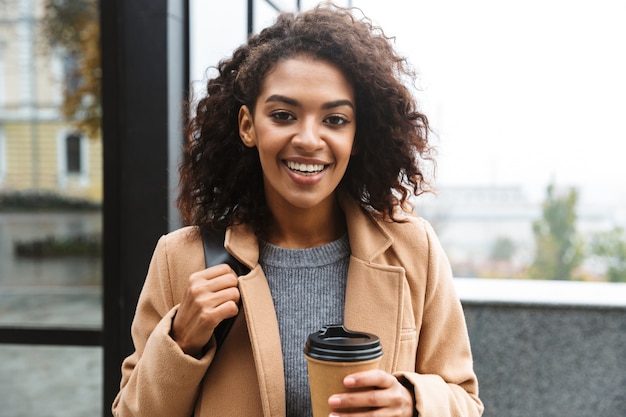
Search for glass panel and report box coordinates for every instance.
[348,0,625,283]
[0,0,102,328]
[191,0,625,282]
[0,345,102,416]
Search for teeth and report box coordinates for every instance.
[286,161,325,173]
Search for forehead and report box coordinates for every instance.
[257,56,355,102]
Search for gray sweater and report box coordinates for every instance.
[259,235,350,417]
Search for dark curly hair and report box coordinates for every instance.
[178,4,434,237]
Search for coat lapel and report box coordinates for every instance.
[238,267,286,417]
[226,225,286,417]
[340,196,405,373]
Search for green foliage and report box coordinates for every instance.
[14,234,101,258]
[41,0,95,50]
[490,236,516,261]
[0,191,100,211]
[590,227,626,283]
[528,184,584,280]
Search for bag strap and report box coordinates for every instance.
[201,227,249,350]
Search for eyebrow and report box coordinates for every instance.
[265,94,354,110]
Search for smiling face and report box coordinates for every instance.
[238,56,356,221]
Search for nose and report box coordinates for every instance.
[292,118,323,151]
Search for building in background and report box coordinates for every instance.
[0,0,102,202]
[416,185,619,280]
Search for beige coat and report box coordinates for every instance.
[112,197,483,417]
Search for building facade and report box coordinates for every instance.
[0,0,102,202]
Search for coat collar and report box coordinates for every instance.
[225,193,395,266]
[338,193,394,262]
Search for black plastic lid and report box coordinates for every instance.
[304,324,383,362]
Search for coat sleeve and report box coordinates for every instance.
[111,233,216,417]
[395,219,484,417]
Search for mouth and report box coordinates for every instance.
[285,160,328,176]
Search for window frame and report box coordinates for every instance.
[0,2,190,417]
[57,129,89,188]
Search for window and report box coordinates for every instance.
[57,130,89,189]
[0,40,5,107]
[0,128,5,185]
[66,132,82,174]
[1,1,103,416]
[62,52,81,95]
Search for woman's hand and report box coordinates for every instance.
[327,369,415,417]
[170,263,240,357]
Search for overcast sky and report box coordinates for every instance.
[191,0,626,207]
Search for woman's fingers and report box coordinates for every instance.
[171,264,241,356]
[187,269,240,313]
[328,370,414,416]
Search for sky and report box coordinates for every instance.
[190,0,626,208]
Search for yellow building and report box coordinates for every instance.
[0,0,102,202]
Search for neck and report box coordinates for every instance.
[266,199,346,249]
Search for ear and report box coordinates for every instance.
[238,105,257,148]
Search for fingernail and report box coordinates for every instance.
[344,376,356,386]
[328,395,340,407]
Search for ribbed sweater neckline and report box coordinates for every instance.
[259,234,350,268]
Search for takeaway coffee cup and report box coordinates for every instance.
[304,325,383,417]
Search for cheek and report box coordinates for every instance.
[337,137,356,163]
[255,130,284,164]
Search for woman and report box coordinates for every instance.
[113,5,483,417]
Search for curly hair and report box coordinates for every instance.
[178,4,434,237]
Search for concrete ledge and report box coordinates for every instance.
[455,279,626,417]
[454,278,626,309]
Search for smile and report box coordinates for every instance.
[285,160,327,175]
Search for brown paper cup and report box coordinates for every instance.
[305,354,382,417]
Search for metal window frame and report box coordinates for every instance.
[101,0,190,413]
[0,327,102,346]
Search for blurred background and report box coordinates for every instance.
[191,0,626,282]
[0,0,624,416]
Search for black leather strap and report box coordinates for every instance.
[201,228,249,350]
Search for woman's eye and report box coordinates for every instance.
[325,115,349,126]
[271,111,295,121]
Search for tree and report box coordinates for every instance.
[590,227,626,283]
[490,236,516,262]
[40,0,101,139]
[528,184,584,280]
